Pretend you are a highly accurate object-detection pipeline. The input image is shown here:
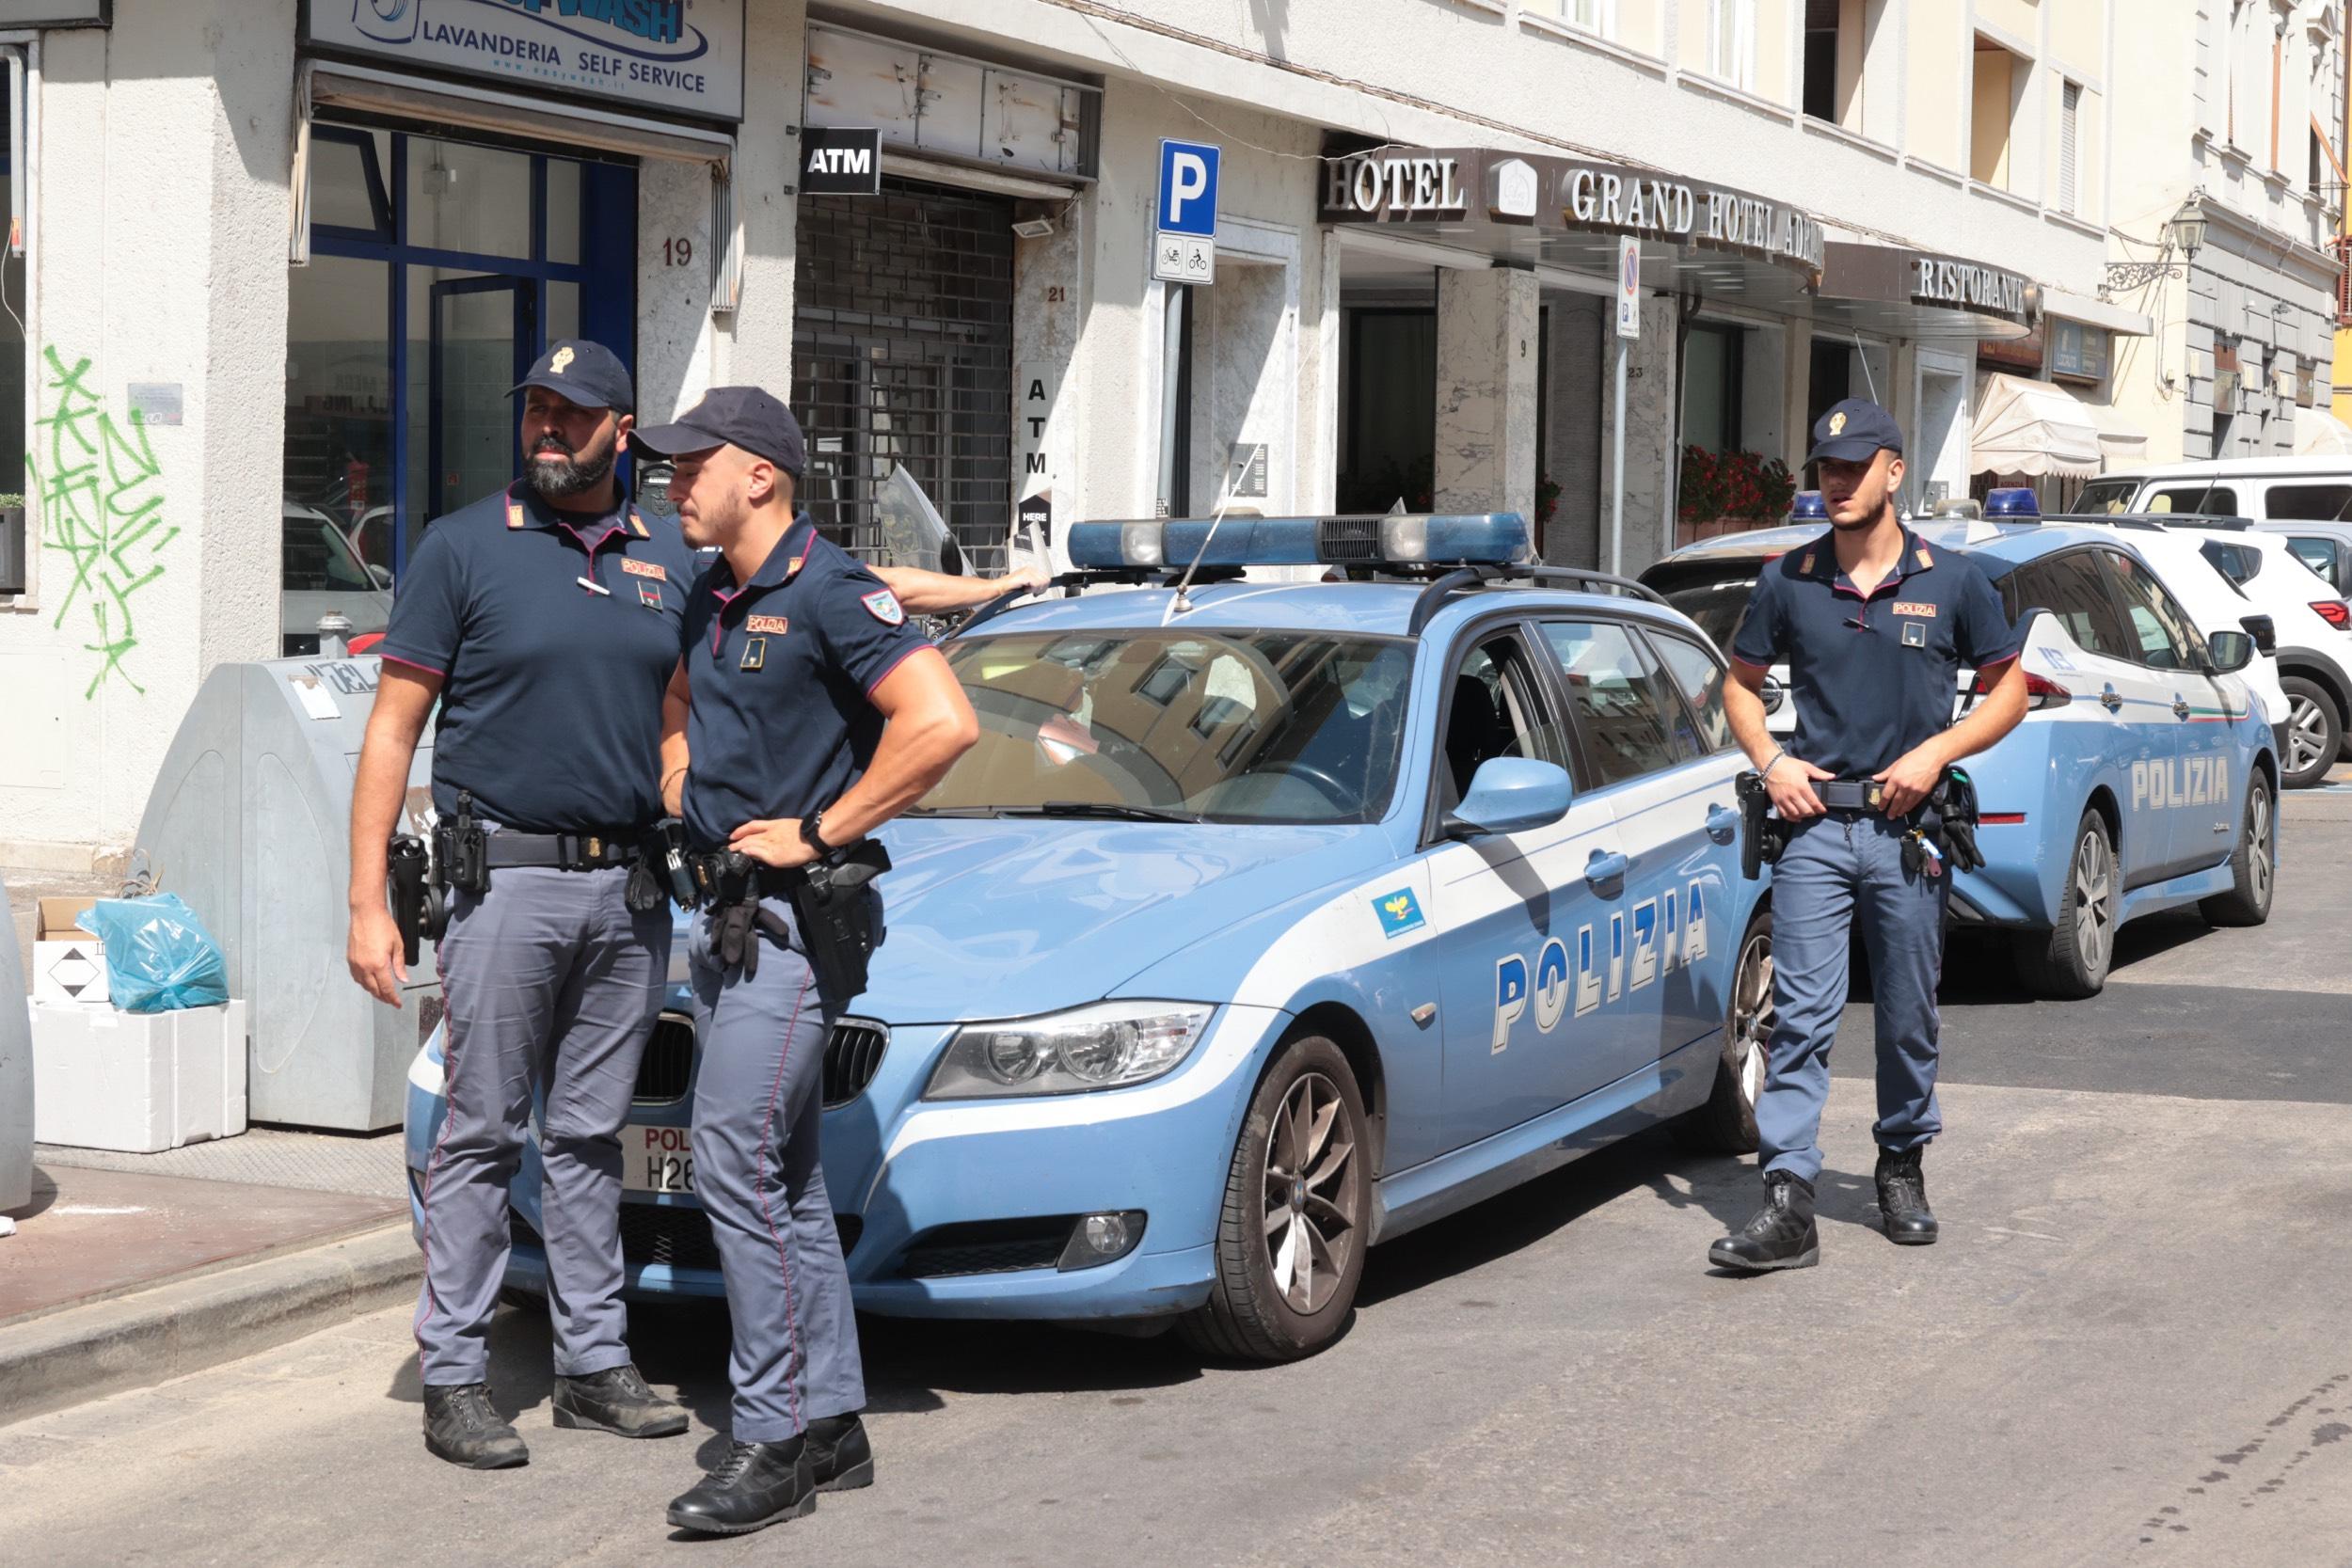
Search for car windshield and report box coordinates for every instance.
[916,629,1415,825]
[1660,572,1759,656]
[2074,478,2140,515]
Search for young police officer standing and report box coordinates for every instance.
[1708,399,2027,1273]
[629,388,979,1535]
[348,341,694,1466]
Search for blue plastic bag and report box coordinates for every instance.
[78,894,230,1014]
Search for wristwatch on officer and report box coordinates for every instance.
[800,809,832,856]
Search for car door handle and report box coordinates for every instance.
[2100,684,2122,713]
[2172,694,2192,721]
[1585,849,1629,888]
[1705,804,1740,845]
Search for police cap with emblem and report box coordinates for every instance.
[1805,397,1903,466]
[511,338,634,413]
[630,386,806,481]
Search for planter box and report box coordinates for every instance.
[28,1000,248,1153]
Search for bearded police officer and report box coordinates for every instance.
[631,388,978,1535]
[348,340,694,1467]
[1708,399,2026,1273]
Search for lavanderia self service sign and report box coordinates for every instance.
[311,1,745,122]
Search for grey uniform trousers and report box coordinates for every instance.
[688,895,866,1443]
[413,864,671,1385]
[1756,809,1950,1185]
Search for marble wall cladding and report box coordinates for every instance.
[1544,293,1606,567]
[1434,267,1539,519]
[1196,260,1295,510]
[1597,294,1681,573]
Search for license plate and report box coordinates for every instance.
[624,1124,696,1195]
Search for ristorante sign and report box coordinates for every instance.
[307,0,746,122]
[1911,256,2031,317]
[1320,146,1825,281]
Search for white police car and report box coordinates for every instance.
[1643,518,2277,999]
[405,515,1772,1360]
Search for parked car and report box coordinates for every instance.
[1644,520,2278,997]
[2048,516,2351,787]
[281,499,390,657]
[406,515,1775,1361]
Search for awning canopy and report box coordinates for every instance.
[2294,404,2352,455]
[1971,372,2146,478]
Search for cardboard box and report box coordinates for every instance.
[28,998,247,1152]
[32,896,108,1006]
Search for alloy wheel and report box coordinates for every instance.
[2249,785,2274,910]
[2288,696,2329,775]
[2073,830,2115,976]
[1261,1071,1359,1316]
[1729,930,1774,1112]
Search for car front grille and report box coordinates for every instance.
[823,1020,889,1109]
[898,1217,1075,1278]
[630,1014,889,1110]
[633,1012,697,1104]
[513,1209,865,1271]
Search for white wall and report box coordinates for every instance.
[0,0,296,859]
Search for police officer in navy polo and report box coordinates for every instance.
[1708,398,2027,1273]
[347,340,694,1467]
[630,388,978,1535]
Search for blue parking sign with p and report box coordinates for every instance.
[1158,140,1220,236]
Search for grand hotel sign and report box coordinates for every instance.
[1320,147,1825,283]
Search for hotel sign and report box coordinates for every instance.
[1321,146,1825,282]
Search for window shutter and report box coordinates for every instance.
[2059,81,2081,216]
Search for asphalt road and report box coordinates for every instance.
[6,805,2351,1568]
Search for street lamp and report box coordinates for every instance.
[2103,195,2207,295]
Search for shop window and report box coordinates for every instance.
[2050,320,2111,384]
[1681,323,1744,455]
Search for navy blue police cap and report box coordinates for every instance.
[511,339,634,413]
[1805,397,1903,466]
[630,387,806,480]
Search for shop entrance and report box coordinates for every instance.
[285,124,637,610]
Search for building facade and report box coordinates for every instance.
[2106,0,2346,463]
[0,0,2210,863]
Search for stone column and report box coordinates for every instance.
[1433,266,1539,521]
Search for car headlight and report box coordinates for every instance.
[924,1002,1216,1100]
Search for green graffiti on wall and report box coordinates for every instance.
[31,346,175,698]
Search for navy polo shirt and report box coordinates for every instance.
[1730,527,2020,779]
[378,482,696,832]
[679,515,934,851]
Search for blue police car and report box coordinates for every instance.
[405,515,1773,1360]
[1644,519,2278,999]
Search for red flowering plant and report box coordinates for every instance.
[1678,446,1797,528]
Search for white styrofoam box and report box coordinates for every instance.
[28,999,248,1152]
[30,938,110,1005]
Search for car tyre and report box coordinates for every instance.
[1677,908,1772,1153]
[2013,809,2116,1000]
[2200,769,2277,927]
[1178,1035,1370,1364]
[2279,676,2341,789]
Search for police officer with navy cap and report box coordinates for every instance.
[1708,397,2027,1272]
[347,339,695,1466]
[630,387,978,1534]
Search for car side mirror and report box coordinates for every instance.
[367,564,393,592]
[1444,758,1571,839]
[2238,613,2276,655]
[2205,629,2254,674]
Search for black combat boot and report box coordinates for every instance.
[552,1363,691,1438]
[1874,1145,1939,1245]
[807,1413,875,1492]
[1707,1170,1820,1273]
[422,1382,529,1469]
[666,1436,817,1535]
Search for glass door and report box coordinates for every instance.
[427,277,534,523]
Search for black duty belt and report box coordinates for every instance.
[684,852,806,898]
[483,831,646,872]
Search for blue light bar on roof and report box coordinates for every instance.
[1985,486,2041,518]
[1063,514,1533,571]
